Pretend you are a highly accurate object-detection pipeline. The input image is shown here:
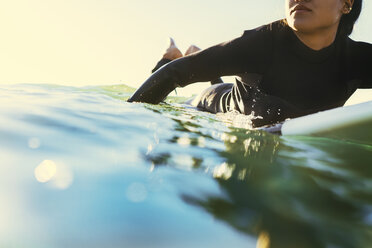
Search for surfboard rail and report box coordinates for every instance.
[261,101,372,145]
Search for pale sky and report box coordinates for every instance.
[0,0,371,102]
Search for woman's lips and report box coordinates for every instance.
[290,5,312,15]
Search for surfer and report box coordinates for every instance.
[128,0,371,127]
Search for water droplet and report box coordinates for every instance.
[146,143,154,155]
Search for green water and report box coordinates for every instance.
[0,84,371,248]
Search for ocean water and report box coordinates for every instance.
[1,84,372,248]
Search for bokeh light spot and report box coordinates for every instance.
[28,137,41,149]
[34,160,57,183]
[51,163,74,190]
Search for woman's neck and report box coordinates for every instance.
[293,26,339,51]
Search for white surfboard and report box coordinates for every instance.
[263,101,372,145]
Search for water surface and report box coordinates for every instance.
[1,84,371,248]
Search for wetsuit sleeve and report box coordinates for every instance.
[128,28,272,104]
[353,41,372,89]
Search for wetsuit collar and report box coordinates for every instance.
[288,27,336,63]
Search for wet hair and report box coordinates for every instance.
[338,0,363,36]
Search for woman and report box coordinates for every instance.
[128,0,371,127]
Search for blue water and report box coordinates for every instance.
[1,84,372,248]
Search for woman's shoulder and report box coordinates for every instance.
[344,37,372,58]
[342,37,372,88]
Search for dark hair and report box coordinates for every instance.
[338,0,363,36]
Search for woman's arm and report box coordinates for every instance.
[128,27,272,104]
[127,57,192,104]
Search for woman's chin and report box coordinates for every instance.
[288,19,315,33]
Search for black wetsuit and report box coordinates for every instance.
[128,20,372,127]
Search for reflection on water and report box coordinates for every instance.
[143,101,372,247]
[177,129,372,248]
[1,84,372,248]
[257,231,271,248]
